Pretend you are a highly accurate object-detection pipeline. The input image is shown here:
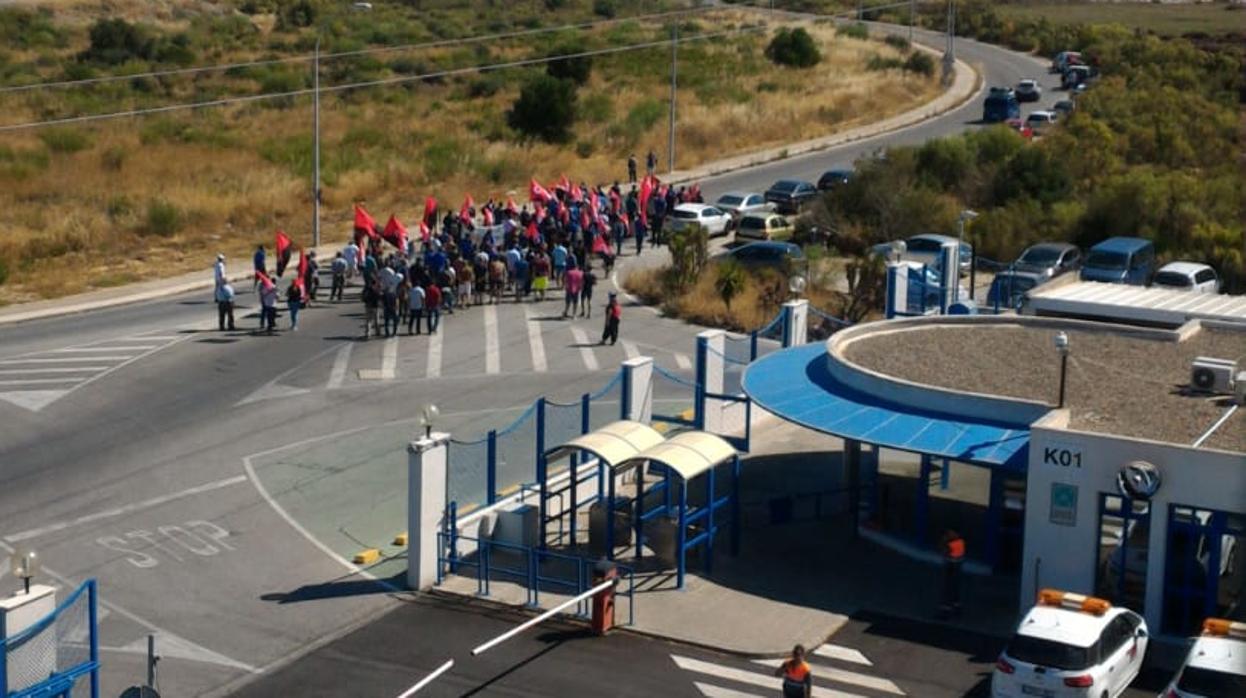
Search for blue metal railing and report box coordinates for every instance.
[1,579,99,698]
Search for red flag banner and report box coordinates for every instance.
[255,269,276,290]
[354,204,379,248]
[639,176,654,226]
[557,174,571,192]
[419,220,431,243]
[525,221,539,241]
[482,207,494,226]
[275,230,292,277]
[529,178,551,204]
[382,214,408,251]
[294,247,309,301]
[459,194,475,226]
[423,197,438,226]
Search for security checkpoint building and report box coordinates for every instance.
[743,313,1245,637]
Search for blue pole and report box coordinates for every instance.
[606,472,616,560]
[694,335,707,430]
[731,455,741,555]
[581,392,591,435]
[940,457,950,491]
[487,431,498,505]
[620,364,631,420]
[915,454,931,546]
[449,501,459,574]
[536,398,547,550]
[664,465,672,516]
[781,304,793,348]
[677,479,688,589]
[634,463,645,560]
[706,466,716,575]
[89,579,99,698]
[749,331,758,361]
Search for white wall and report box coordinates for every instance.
[1022,416,1246,631]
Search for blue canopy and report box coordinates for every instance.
[742,344,1030,470]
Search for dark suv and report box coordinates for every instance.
[763,179,817,214]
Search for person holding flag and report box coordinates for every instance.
[274,230,293,277]
[382,215,408,254]
[354,203,379,250]
[301,250,319,303]
[255,269,278,333]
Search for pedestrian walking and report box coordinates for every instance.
[552,242,567,288]
[645,149,657,176]
[330,252,347,301]
[600,292,620,345]
[303,251,319,302]
[532,251,550,302]
[563,263,583,318]
[634,218,646,256]
[259,275,279,333]
[286,281,303,331]
[425,283,442,333]
[458,260,474,309]
[361,279,381,339]
[580,267,596,318]
[343,241,360,283]
[774,645,812,698]
[252,245,266,291]
[407,282,425,335]
[939,530,965,618]
[627,153,638,183]
[215,281,236,331]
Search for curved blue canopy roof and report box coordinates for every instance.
[742,343,1031,470]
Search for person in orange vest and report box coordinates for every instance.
[774,644,812,698]
[939,530,966,618]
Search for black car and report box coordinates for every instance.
[763,179,817,214]
[816,169,853,191]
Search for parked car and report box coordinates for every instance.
[983,86,1020,123]
[1015,79,1042,103]
[1012,242,1081,278]
[1051,51,1082,74]
[735,212,794,242]
[1005,118,1034,141]
[713,191,772,224]
[1053,99,1076,116]
[666,203,732,238]
[763,179,817,214]
[1080,237,1156,286]
[1062,64,1092,90]
[895,261,969,311]
[986,270,1046,311]
[1153,262,1221,294]
[1025,110,1058,134]
[725,241,807,273]
[900,233,974,274]
[1162,619,1246,698]
[816,169,853,191]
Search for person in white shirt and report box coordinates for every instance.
[342,242,360,282]
[406,283,425,335]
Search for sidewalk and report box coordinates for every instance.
[0,51,979,328]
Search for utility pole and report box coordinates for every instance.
[910,0,915,42]
[668,23,677,174]
[312,37,321,249]
[942,0,956,85]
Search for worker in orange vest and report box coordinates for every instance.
[773,644,812,698]
[939,530,966,618]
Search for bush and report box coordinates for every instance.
[79,19,151,65]
[884,34,911,52]
[592,0,617,19]
[546,41,593,86]
[866,55,904,72]
[902,51,935,76]
[575,140,595,158]
[579,93,613,123]
[100,145,126,171]
[836,22,869,40]
[765,27,821,68]
[143,199,182,237]
[278,0,318,30]
[38,128,92,154]
[507,75,577,143]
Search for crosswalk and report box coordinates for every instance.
[672,643,906,698]
[0,331,186,412]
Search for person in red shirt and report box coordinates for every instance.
[424,283,442,334]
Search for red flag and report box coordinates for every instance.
[557,174,571,192]
[529,178,551,204]
[382,215,408,251]
[579,206,590,229]
[294,248,309,301]
[569,185,583,204]
[591,233,607,254]
[459,194,474,226]
[275,230,292,277]
[534,205,546,223]
[482,207,494,226]
[608,189,621,215]
[418,220,431,243]
[639,176,654,226]
[354,204,378,247]
[589,191,600,223]
[423,197,438,226]
[525,221,539,241]
[255,269,275,290]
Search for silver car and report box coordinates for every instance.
[714,191,773,227]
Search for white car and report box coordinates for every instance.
[1017,79,1043,102]
[992,589,1148,698]
[713,191,773,222]
[1153,262,1221,294]
[1163,618,1246,697]
[666,203,732,237]
[1026,110,1059,132]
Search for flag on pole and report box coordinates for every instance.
[418,220,431,243]
[639,176,655,226]
[459,194,475,226]
[354,204,379,248]
[275,230,293,277]
[525,220,539,241]
[529,178,551,204]
[294,247,309,301]
[382,215,408,252]
[482,207,494,226]
[255,269,276,290]
[423,197,438,226]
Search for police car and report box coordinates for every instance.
[1162,618,1246,696]
[992,589,1148,698]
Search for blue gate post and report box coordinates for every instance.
[705,465,716,575]
[88,579,99,698]
[749,330,758,361]
[536,397,547,550]
[985,468,1004,570]
[915,454,932,545]
[634,462,646,560]
[731,454,741,555]
[486,431,498,505]
[940,457,951,490]
[694,334,708,430]
[677,478,689,589]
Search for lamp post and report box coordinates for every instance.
[420,404,440,439]
[1054,332,1070,408]
[958,209,978,299]
[9,547,39,594]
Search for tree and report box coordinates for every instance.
[79,19,151,65]
[507,75,577,143]
[666,223,709,294]
[765,28,821,68]
[715,261,746,311]
[546,41,593,86]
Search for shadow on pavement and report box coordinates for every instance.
[260,572,404,604]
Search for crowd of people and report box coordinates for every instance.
[213,173,706,347]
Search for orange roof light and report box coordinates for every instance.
[1037,589,1111,616]
[1203,618,1246,638]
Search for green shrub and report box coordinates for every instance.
[592,0,617,19]
[422,136,464,180]
[106,195,132,221]
[278,0,318,30]
[100,145,127,171]
[0,7,64,49]
[866,55,904,71]
[39,128,92,154]
[143,199,182,237]
[79,19,151,65]
[903,51,935,76]
[884,34,911,52]
[575,140,595,158]
[836,22,869,40]
[546,40,593,86]
[765,27,821,68]
[579,93,613,123]
[507,75,577,143]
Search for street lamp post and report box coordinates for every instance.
[1054,332,1070,408]
[668,23,678,174]
[312,37,321,249]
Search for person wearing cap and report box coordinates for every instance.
[213,254,235,331]
[600,292,621,345]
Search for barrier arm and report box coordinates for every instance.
[471,578,616,656]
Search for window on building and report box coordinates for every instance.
[1095,493,1151,612]
[1163,505,1246,635]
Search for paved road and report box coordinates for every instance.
[0,21,1065,698]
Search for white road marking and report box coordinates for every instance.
[814,644,873,666]
[235,383,310,406]
[753,658,903,695]
[675,353,693,370]
[360,337,398,380]
[54,346,152,353]
[524,306,547,373]
[0,378,85,385]
[0,390,67,411]
[694,682,763,698]
[622,340,641,360]
[427,326,443,378]
[131,335,181,341]
[0,357,134,364]
[327,343,352,389]
[672,655,867,698]
[4,475,249,543]
[484,304,500,374]
[0,367,109,374]
[570,326,599,371]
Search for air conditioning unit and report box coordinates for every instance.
[1190,357,1237,394]
[1236,372,1246,405]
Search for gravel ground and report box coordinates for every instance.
[843,322,1246,453]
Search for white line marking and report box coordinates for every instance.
[524,306,547,373]
[672,655,867,698]
[0,390,67,411]
[31,334,192,412]
[131,335,181,341]
[622,340,640,360]
[814,644,873,666]
[54,347,152,353]
[372,336,399,379]
[426,326,443,378]
[4,475,249,543]
[0,367,108,374]
[675,353,692,370]
[0,357,134,364]
[753,658,903,695]
[570,326,599,371]
[693,682,764,698]
[397,659,455,698]
[484,304,500,374]
[0,378,85,386]
[327,343,352,389]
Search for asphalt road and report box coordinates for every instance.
[0,21,1065,698]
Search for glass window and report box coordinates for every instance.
[1154,271,1193,288]
[1164,505,1246,635]
[1095,494,1150,612]
[1195,269,1216,284]
[717,194,743,206]
[1004,635,1095,670]
[1087,250,1128,270]
[747,195,763,206]
[1177,666,1246,695]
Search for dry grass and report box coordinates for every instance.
[0,16,940,303]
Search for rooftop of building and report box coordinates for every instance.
[840,318,1246,454]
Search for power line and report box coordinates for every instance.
[0,23,771,134]
[0,4,733,95]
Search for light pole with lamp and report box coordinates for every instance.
[958,209,978,299]
[419,404,440,439]
[9,547,39,594]
[1054,332,1070,408]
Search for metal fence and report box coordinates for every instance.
[0,579,99,698]
[807,305,853,343]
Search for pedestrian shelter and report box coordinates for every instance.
[540,420,665,550]
[612,431,742,588]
